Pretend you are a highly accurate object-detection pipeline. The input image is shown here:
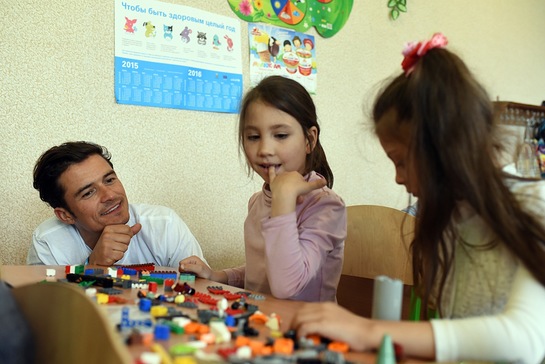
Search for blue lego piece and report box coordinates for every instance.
[139,298,152,312]
[154,324,170,340]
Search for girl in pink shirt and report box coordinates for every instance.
[180,76,346,302]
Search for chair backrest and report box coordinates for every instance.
[342,204,415,284]
[11,282,132,364]
[337,205,417,318]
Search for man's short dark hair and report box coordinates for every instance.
[33,141,113,209]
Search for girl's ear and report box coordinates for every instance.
[54,207,76,225]
[306,126,318,154]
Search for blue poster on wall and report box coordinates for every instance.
[114,1,243,113]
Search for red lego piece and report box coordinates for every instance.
[194,292,218,305]
[207,286,229,295]
[225,308,244,316]
[217,347,237,360]
[223,292,242,300]
[394,342,405,361]
[114,263,156,271]
[107,295,128,304]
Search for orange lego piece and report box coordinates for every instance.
[141,332,154,347]
[249,311,268,324]
[327,341,349,353]
[273,338,294,355]
[197,324,210,335]
[248,340,264,356]
[184,322,201,334]
[260,345,273,356]
[235,335,251,347]
[183,322,209,336]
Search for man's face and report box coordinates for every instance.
[54,154,129,244]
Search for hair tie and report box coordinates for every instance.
[401,32,448,76]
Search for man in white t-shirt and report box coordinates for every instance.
[27,141,205,268]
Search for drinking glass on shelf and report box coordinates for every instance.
[515,119,541,178]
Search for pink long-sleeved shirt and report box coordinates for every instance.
[224,171,346,302]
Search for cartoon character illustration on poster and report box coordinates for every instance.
[297,38,314,76]
[292,36,302,49]
[143,21,156,37]
[280,40,298,74]
[268,36,280,63]
[283,40,292,53]
[296,39,312,59]
[180,26,192,43]
[303,38,314,52]
[163,25,173,40]
[212,34,221,50]
[124,17,137,33]
[224,35,234,51]
[251,27,271,63]
[197,32,207,45]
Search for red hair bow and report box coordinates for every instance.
[401,32,448,76]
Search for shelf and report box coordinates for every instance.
[494,101,545,127]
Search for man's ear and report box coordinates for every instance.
[306,126,318,154]
[54,207,76,225]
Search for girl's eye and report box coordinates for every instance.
[275,133,288,139]
[246,135,259,141]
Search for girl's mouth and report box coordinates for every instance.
[260,164,280,172]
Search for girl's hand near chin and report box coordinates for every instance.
[269,167,327,217]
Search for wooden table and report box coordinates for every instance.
[0,265,400,363]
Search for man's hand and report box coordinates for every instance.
[88,223,141,266]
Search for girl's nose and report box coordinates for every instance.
[257,139,273,156]
[395,172,405,186]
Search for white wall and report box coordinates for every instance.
[2,0,544,267]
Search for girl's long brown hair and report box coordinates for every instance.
[373,48,545,315]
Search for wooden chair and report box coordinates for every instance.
[11,281,132,364]
[337,204,418,319]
